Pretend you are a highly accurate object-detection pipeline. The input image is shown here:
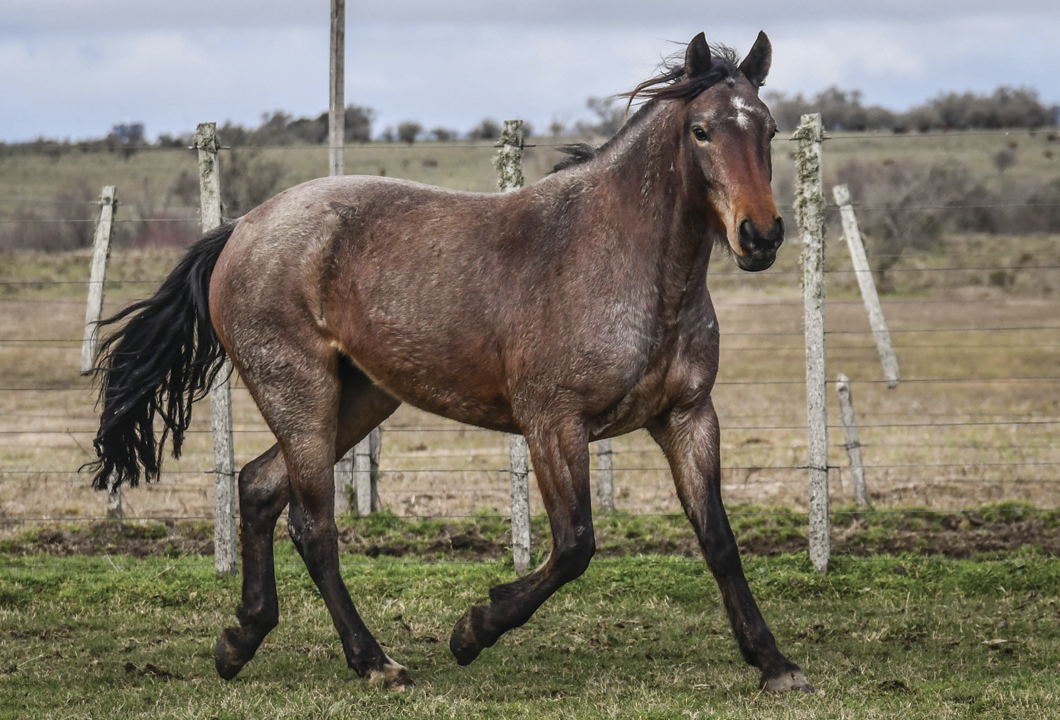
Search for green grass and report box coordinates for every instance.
[1,548,1058,718]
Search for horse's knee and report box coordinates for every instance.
[553,526,596,582]
[238,446,287,521]
[287,497,339,568]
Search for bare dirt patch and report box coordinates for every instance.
[2,511,1056,561]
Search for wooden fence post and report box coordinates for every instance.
[793,113,830,574]
[329,0,345,177]
[79,185,123,519]
[370,426,381,512]
[836,374,870,510]
[80,185,117,375]
[353,437,372,516]
[106,482,123,520]
[596,440,615,513]
[196,121,237,576]
[334,452,353,515]
[497,119,532,574]
[833,184,900,388]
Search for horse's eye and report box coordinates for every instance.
[692,126,711,142]
[769,128,777,140]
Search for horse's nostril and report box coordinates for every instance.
[769,217,785,249]
[738,219,755,246]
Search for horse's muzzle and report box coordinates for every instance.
[735,217,784,272]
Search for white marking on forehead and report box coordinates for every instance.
[731,96,753,130]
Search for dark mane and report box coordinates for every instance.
[552,45,742,174]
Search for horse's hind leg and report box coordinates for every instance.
[214,443,289,680]
[284,360,409,689]
[650,397,815,693]
[450,418,595,664]
[215,351,405,687]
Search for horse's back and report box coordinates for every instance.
[210,175,524,429]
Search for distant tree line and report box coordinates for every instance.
[765,86,1058,133]
[4,84,1054,158]
[552,86,1057,138]
[216,105,375,146]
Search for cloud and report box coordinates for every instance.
[2,0,1055,31]
[1,4,1057,142]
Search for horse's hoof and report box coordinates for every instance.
[761,669,816,694]
[449,605,487,666]
[368,661,415,692]
[214,629,248,681]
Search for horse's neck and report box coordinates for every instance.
[591,108,717,299]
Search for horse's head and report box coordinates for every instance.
[680,32,782,271]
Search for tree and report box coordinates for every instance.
[344,105,374,142]
[397,121,423,145]
[835,159,987,292]
[221,149,288,216]
[468,119,500,141]
[578,97,624,138]
[429,127,457,141]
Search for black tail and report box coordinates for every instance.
[87,222,237,490]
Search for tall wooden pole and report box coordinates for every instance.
[329,0,345,177]
[793,113,830,574]
[329,0,361,516]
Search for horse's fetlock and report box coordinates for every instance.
[237,603,279,633]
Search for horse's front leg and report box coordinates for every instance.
[450,419,595,664]
[650,397,815,693]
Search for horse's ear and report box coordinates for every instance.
[684,32,712,77]
[739,31,772,88]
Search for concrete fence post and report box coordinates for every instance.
[793,113,830,574]
[496,119,532,574]
[596,440,615,513]
[196,121,237,576]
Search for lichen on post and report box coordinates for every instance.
[494,120,525,193]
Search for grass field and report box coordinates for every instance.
[1,547,1058,718]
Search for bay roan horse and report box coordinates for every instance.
[89,32,813,693]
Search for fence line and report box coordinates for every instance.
[1,121,1059,576]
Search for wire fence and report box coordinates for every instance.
[1,128,1059,532]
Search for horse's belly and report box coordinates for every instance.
[333,319,517,432]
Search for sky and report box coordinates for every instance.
[1,1,1058,143]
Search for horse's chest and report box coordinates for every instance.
[590,310,718,437]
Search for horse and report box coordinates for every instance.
[88,31,812,693]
